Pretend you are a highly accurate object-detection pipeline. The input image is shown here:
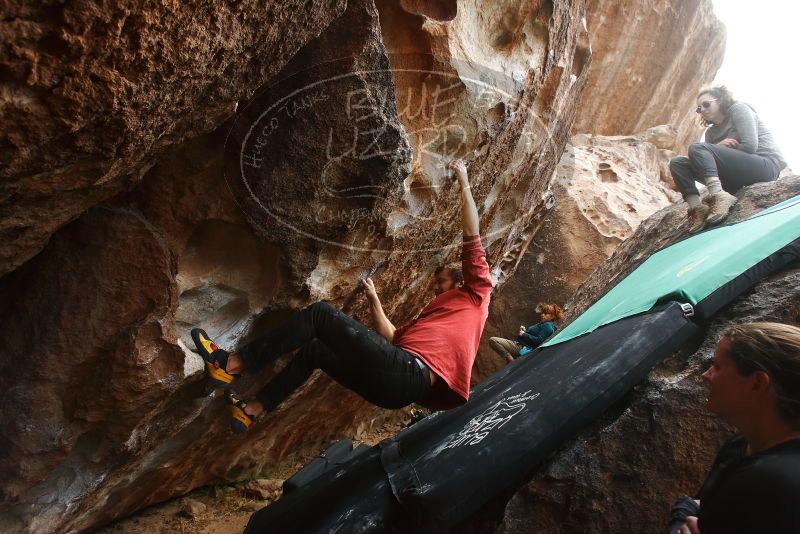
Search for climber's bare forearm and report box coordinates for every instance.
[448,160,479,236]
[461,185,479,236]
[369,298,396,342]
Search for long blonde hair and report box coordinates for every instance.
[723,322,800,428]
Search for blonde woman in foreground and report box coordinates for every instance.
[669,322,800,534]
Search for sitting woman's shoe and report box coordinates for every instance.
[191,328,236,388]
[225,389,253,433]
[687,204,710,234]
[706,191,737,226]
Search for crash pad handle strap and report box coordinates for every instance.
[379,438,427,520]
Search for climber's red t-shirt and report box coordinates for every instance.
[393,234,493,410]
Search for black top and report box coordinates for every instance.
[697,434,800,534]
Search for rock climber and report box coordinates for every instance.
[667,322,800,534]
[669,85,786,233]
[488,303,564,363]
[191,159,493,431]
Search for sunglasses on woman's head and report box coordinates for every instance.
[695,99,718,113]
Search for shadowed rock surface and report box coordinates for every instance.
[0,0,346,276]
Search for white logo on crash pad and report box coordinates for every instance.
[444,390,541,449]
[676,255,711,278]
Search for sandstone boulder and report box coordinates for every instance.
[643,124,678,151]
[573,0,725,151]
[179,499,207,519]
[0,0,347,276]
[242,478,283,501]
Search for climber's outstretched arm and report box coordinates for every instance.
[363,277,395,342]
[448,160,479,236]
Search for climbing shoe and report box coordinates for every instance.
[226,389,253,433]
[191,328,236,388]
[705,191,737,226]
[687,204,710,234]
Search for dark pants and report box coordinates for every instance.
[239,302,431,411]
[669,142,780,198]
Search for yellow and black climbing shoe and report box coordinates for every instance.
[225,389,253,433]
[191,328,236,388]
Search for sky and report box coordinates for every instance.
[712,1,799,169]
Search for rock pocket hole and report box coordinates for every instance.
[598,163,619,183]
[176,220,283,351]
[176,285,252,350]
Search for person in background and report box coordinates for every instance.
[668,322,800,534]
[488,303,564,364]
[669,86,786,233]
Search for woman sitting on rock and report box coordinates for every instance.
[669,86,786,233]
[488,303,563,363]
[668,322,800,534]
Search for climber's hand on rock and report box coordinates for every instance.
[717,138,739,149]
[362,277,379,302]
[519,325,526,336]
[447,159,468,187]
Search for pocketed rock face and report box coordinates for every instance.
[226,0,592,324]
[0,0,591,532]
[0,0,347,277]
[475,132,678,380]
[573,0,725,151]
[557,133,680,242]
[495,177,800,533]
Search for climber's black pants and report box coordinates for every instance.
[239,302,431,410]
[669,142,780,198]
